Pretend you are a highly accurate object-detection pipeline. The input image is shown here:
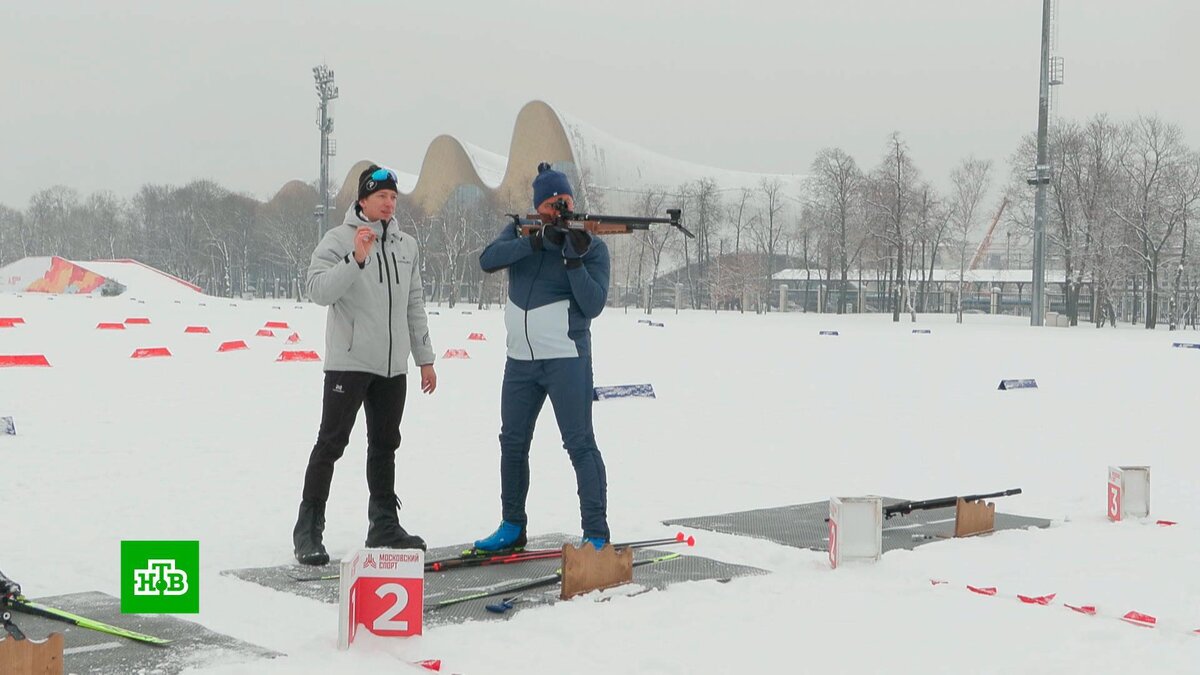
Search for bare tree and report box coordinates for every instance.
[261,185,319,299]
[726,188,753,255]
[750,178,788,310]
[0,204,24,264]
[680,178,722,309]
[809,148,864,313]
[632,188,671,314]
[865,133,921,321]
[1113,116,1188,329]
[948,157,993,322]
[1166,151,1200,329]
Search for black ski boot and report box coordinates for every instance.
[365,495,426,551]
[293,499,330,566]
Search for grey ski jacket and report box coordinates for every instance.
[306,205,435,376]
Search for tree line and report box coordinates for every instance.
[1,113,1196,328]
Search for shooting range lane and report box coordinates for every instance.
[5,592,279,675]
[222,534,766,627]
[663,498,1050,554]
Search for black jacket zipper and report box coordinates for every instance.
[381,221,395,377]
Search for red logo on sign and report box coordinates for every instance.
[364,554,376,569]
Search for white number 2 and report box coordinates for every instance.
[372,583,410,632]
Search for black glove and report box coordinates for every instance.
[541,224,566,248]
[563,228,592,260]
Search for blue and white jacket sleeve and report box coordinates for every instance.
[567,241,610,319]
[479,221,534,273]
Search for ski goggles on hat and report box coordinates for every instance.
[369,167,398,182]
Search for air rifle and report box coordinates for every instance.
[509,198,694,239]
[884,488,1022,519]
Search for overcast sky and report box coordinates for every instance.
[3,0,1197,209]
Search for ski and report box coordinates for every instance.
[425,551,683,613]
[2,596,171,646]
[289,532,695,582]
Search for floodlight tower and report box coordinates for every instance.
[1029,0,1064,326]
[313,65,339,241]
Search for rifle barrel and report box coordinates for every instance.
[884,488,1022,519]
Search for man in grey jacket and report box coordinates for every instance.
[292,164,437,566]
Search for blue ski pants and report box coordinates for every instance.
[497,356,609,540]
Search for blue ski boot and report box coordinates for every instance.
[469,521,527,555]
[581,536,608,551]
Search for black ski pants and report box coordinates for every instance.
[302,371,407,503]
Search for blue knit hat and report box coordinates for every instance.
[532,162,573,207]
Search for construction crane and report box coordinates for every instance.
[969,197,1009,270]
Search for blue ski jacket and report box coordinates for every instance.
[479,221,610,360]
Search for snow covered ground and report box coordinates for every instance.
[2,289,1199,674]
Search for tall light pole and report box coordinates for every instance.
[313,65,339,242]
[1027,0,1053,326]
[1028,0,1064,325]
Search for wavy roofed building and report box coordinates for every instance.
[331,100,806,217]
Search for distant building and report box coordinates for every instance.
[329,100,807,216]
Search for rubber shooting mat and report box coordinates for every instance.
[223,533,767,627]
[663,498,1051,554]
[4,591,279,675]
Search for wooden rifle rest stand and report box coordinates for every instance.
[953,497,997,537]
[0,630,65,675]
[560,543,633,600]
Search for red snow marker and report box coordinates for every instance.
[414,660,441,671]
[468,332,486,341]
[96,322,126,330]
[1065,604,1097,616]
[125,317,151,324]
[1156,520,1177,526]
[184,326,210,334]
[264,321,289,329]
[277,350,320,362]
[217,340,248,352]
[286,332,301,343]
[1121,611,1157,628]
[1017,593,1057,606]
[0,319,16,328]
[255,329,274,337]
[131,347,171,359]
[0,354,50,368]
[0,317,25,324]
[443,349,470,359]
[967,586,998,596]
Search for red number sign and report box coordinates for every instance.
[339,549,424,648]
[1107,467,1123,522]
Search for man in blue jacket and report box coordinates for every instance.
[474,162,611,552]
